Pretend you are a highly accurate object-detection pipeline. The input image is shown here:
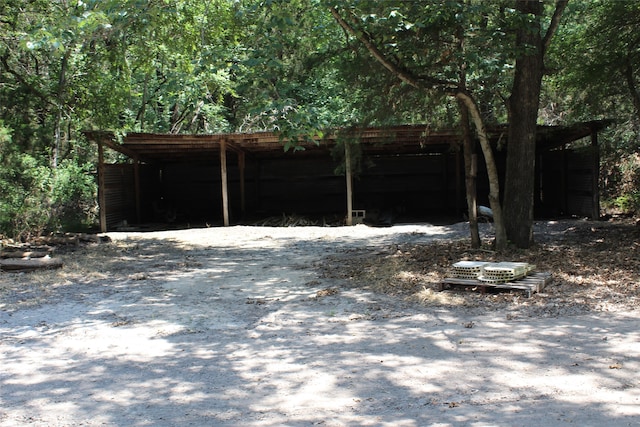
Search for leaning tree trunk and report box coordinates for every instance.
[457,91,507,250]
[456,25,480,248]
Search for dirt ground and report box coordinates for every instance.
[1,219,639,426]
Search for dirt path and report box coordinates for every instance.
[1,222,639,426]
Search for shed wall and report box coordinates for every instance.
[101,145,599,229]
[103,164,136,229]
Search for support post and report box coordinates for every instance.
[344,141,353,226]
[455,146,461,215]
[591,130,600,220]
[562,146,568,215]
[220,140,230,226]
[134,159,141,224]
[97,140,107,233]
[238,151,246,217]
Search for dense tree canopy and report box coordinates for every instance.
[0,0,638,241]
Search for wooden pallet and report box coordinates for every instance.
[438,272,552,298]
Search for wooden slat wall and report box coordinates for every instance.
[539,146,598,218]
[139,153,462,222]
[354,153,454,215]
[104,164,136,228]
[101,145,597,227]
[254,157,343,214]
[566,147,598,217]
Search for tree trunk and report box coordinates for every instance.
[330,4,508,250]
[456,20,480,248]
[53,52,69,169]
[503,0,544,249]
[458,100,480,248]
[624,61,640,121]
[503,0,567,248]
[456,92,507,250]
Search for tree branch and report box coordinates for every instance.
[329,6,457,92]
[328,5,506,249]
[542,0,568,56]
[624,60,640,119]
[329,7,420,88]
[0,54,53,107]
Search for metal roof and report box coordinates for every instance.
[85,120,610,164]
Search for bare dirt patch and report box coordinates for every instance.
[1,219,639,426]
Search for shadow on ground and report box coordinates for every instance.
[1,222,639,426]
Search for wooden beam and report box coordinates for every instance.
[0,257,63,272]
[97,141,107,233]
[220,140,230,226]
[344,141,353,226]
[95,134,140,160]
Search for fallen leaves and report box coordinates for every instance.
[316,287,339,298]
[317,219,640,316]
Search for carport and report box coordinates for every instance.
[85,120,609,232]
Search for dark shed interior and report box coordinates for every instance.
[86,121,609,231]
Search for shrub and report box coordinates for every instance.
[0,124,97,239]
[601,153,640,215]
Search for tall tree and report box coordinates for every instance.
[503,0,567,248]
[328,1,516,248]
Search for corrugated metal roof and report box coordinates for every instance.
[85,120,610,164]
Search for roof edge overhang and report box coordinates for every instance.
[83,120,612,164]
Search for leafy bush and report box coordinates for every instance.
[0,123,97,239]
[49,159,98,232]
[611,192,640,215]
[601,153,640,215]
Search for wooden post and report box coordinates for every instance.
[344,141,353,226]
[591,130,600,220]
[133,158,141,224]
[455,146,461,216]
[220,140,230,226]
[97,140,107,233]
[442,149,449,214]
[238,151,246,217]
[561,146,568,215]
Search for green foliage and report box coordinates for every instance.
[544,0,640,209]
[601,153,640,215]
[234,0,349,134]
[0,121,96,239]
[49,159,97,231]
[0,154,97,240]
[1,0,640,238]
[611,193,640,214]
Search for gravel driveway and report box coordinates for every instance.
[1,222,639,426]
